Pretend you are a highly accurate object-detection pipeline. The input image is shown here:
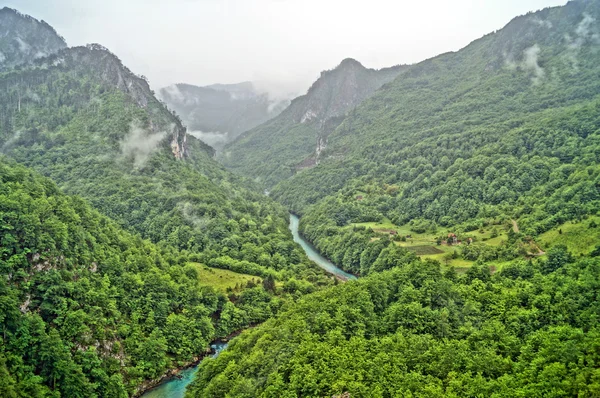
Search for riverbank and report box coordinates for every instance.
[137,327,251,397]
[135,347,212,397]
[139,214,355,397]
[289,213,358,281]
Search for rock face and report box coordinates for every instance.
[220,59,407,187]
[0,7,67,71]
[1,42,200,160]
[289,58,404,125]
[159,81,291,150]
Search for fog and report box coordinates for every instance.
[5,0,567,95]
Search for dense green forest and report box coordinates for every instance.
[263,0,600,274]
[3,1,600,397]
[189,254,600,397]
[0,8,332,397]
[189,1,600,396]
[0,159,282,397]
[0,44,331,289]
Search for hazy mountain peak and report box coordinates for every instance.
[293,59,406,125]
[220,59,407,186]
[0,7,67,71]
[337,58,365,69]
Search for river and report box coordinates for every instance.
[289,214,357,281]
[142,214,353,397]
[140,343,227,398]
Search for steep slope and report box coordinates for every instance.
[0,7,67,71]
[0,43,332,285]
[0,159,225,397]
[0,11,334,398]
[159,82,290,150]
[220,59,406,187]
[267,0,600,275]
[189,255,600,397]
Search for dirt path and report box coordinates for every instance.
[511,219,519,233]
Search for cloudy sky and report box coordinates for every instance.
[6,0,566,95]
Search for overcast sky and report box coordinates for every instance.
[6,0,567,95]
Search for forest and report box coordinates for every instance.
[189,1,600,396]
[189,253,600,397]
[1,1,600,397]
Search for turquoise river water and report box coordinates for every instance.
[289,213,357,281]
[141,214,354,397]
[140,343,227,398]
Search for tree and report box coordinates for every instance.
[543,245,573,274]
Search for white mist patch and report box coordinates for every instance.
[523,45,545,84]
[120,122,167,168]
[0,51,5,63]
[566,13,600,71]
[188,130,229,147]
[14,37,31,53]
[160,84,185,102]
[267,98,290,114]
[530,16,552,29]
[576,13,597,40]
[1,131,22,153]
[178,202,208,229]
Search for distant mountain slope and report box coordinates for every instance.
[159,81,290,150]
[0,10,332,396]
[0,42,329,284]
[268,0,600,275]
[0,7,67,71]
[220,59,407,187]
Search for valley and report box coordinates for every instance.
[1,1,600,397]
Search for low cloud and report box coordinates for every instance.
[120,121,167,168]
[523,44,544,84]
[188,130,229,148]
[530,16,552,29]
[178,201,209,229]
[566,13,600,71]
[1,130,22,152]
[158,84,184,103]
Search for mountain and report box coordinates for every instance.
[0,7,67,71]
[220,59,407,186]
[267,0,600,274]
[159,81,291,150]
[188,2,600,396]
[0,42,331,283]
[0,11,332,397]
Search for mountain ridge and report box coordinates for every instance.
[220,58,408,186]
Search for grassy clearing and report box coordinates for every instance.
[351,219,477,268]
[191,264,262,292]
[350,219,517,270]
[406,246,444,255]
[538,216,600,256]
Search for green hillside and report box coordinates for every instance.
[220,59,406,187]
[0,159,258,397]
[0,14,333,398]
[188,1,600,396]
[0,44,330,288]
[267,0,600,275]
[189,256,600,397]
